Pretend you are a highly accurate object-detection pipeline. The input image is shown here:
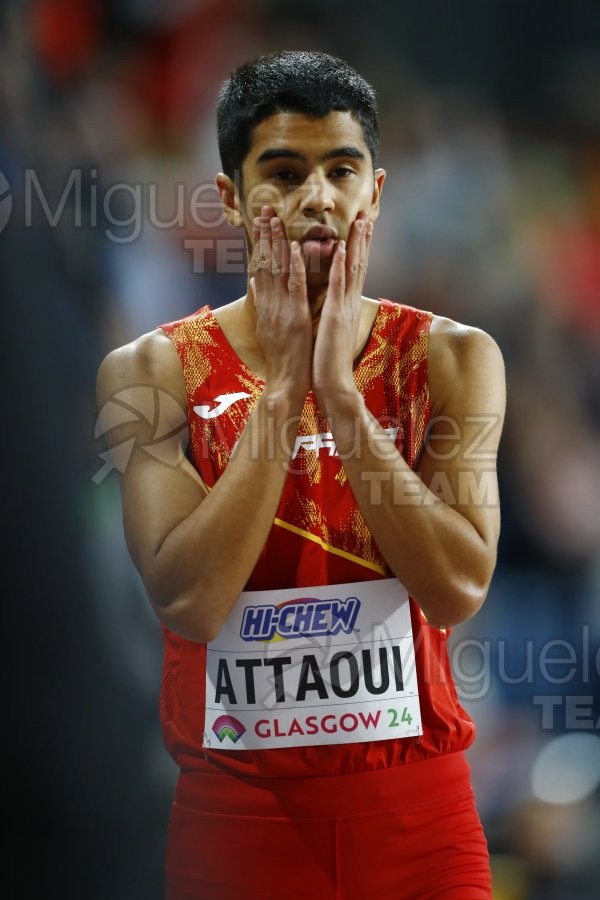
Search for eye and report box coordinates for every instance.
[330,166,354,179]
[271,170,301,182]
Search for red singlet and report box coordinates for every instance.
[158,300,491,898]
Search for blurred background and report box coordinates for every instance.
[2,0,599,897]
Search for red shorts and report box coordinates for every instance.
[166,751,492,900]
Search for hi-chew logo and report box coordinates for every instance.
[240,596,361,642]
[212,714,246,743]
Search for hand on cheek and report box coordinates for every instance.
[312,212,374,413]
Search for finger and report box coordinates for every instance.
[365,219,374,258]
[271,216,289,278]
[288,240,308,305]
[326,239,346,310]
[349,210,367,245]
[251,217,261,268]
[346,216,367,293]
[253,213,273,276]
[349,212,367,256]
[361,219,373,279]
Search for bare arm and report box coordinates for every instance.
[96,212,313,642]
[313,230,506,628]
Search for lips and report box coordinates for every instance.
[298,226,338,264]
[300,226,337,243]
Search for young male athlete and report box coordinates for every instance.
[97,51,505,899]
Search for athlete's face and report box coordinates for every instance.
[218,111,385,290]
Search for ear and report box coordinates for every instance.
[369,168,386,222]
[216,173,244,227]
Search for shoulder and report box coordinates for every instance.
[428,314,506,415]
[429,313,504,365]
[96,328,185,407]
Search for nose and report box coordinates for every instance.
[300,174,334,214]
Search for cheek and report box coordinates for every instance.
[357,182,378,211]
[243,183,287,219]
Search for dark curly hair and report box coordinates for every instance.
[216,50,380,182]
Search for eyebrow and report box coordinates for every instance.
[256,146,366,164]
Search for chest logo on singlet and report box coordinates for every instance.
[240,596,360,642]
[193,392,251,419]
[292,426,399,459]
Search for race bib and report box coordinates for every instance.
[203,578,422,751]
